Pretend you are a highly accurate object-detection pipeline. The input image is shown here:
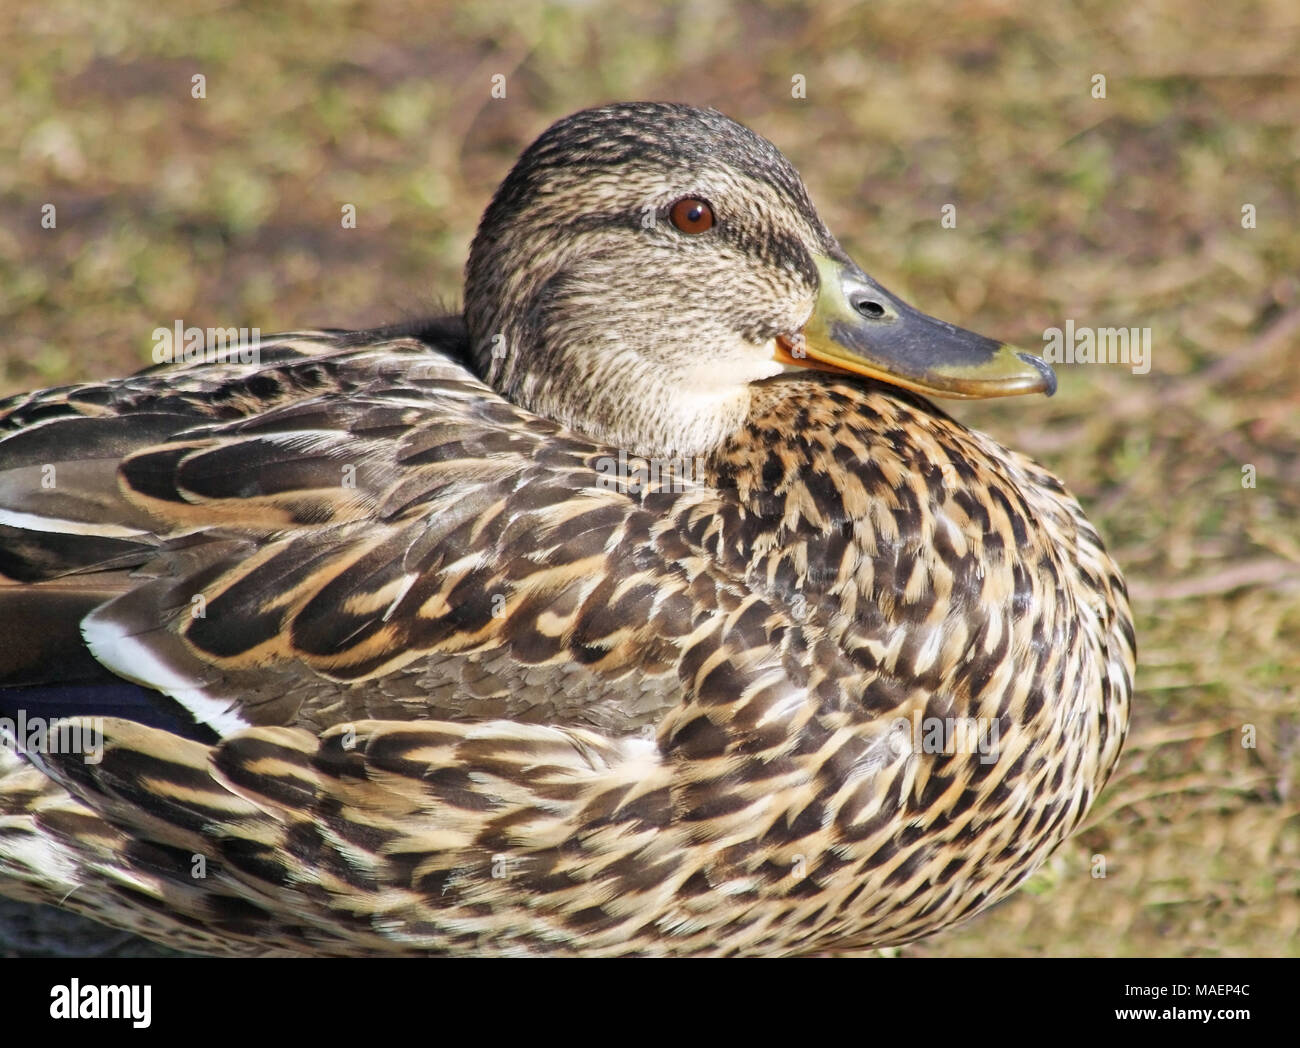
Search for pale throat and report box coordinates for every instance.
[544,340,793,463]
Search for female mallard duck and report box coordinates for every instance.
[0,102,1133,956]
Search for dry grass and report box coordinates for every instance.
[1,0,1296,956]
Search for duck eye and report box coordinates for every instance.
[668,197,715,234]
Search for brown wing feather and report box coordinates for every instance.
[0,330,813,741]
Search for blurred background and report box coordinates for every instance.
[1,0,1296,956]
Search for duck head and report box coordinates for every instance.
[465,102,1054,460]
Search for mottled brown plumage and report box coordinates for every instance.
[0,103,1132,955]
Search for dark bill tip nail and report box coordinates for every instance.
[1018,352,1058,397]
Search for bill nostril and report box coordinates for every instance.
[852,295,886,319]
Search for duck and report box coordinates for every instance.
[0,102,1134,957]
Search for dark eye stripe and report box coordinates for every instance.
[560,203,818,289]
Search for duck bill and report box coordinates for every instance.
[776,254,1056,398]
